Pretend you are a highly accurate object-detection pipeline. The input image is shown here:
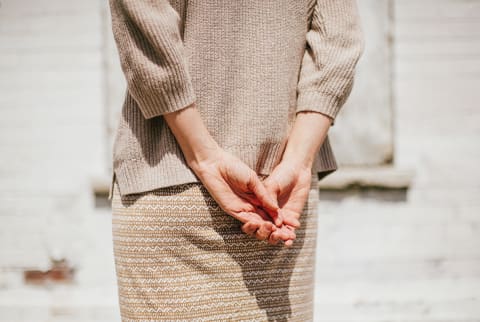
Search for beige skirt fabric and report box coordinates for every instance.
[111,173,320,321]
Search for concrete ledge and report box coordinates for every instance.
[318,166,415,190]
[91,177,111,196]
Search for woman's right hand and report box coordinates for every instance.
[188,148,283,243]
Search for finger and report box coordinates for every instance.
[255,206,274,223]
[261,177,284,227]
[237,193,282,228]
[285,225,297,242]
[241,222,259,236]
[247,173,281,216]
[268,230,283,245]
[255,222,274,241]
[238,212,276,238]
[267,232,280,245]
[236,177,283,227]
[283,225,297,241]
[237,191,263,207]
[281,209,301,228]
[269,225,294,242]
[281,226,296,247]
[235,211,263,225]
[261,206,284,228]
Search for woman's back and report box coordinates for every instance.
[108,0,362,197]
[108,0,364,320]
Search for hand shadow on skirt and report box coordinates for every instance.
[199,184,316,322]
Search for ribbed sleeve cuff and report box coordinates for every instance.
[130,63,197,119]
[296,91,340,125]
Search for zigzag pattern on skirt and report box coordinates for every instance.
[111,173,320,321]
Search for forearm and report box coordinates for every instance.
[163,103,220,170]
[281,111,333,169]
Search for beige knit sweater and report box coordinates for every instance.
[107,0,364,198]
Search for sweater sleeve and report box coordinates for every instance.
[295,0,365,125]
[108,0,196,119]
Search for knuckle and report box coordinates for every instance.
[255,231,267,241]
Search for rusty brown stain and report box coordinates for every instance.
[23,258,75,284]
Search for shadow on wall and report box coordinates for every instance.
[319,187,408,203]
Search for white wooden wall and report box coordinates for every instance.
[0,0,479,321]
[313,0,480,320]
[330,0,394,166]
[0,1,119,321]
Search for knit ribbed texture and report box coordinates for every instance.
[108,0,364,197]
[296,0,365,125]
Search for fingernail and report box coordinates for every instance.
[274,209,283,227]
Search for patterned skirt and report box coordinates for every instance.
[111,173,320,321]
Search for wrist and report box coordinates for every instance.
[185,139,222,173]
[281,111,332,171]
[281,149,314,172]
[162,103,223,173]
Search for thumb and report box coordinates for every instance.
[247,173,282,226]
[281,208,301,228]
[262,176,280,203]
[261,176,284,226]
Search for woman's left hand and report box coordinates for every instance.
[243,160,312,246]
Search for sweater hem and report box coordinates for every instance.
[110,137,338,198]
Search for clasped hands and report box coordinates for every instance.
[189,148,313,246]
